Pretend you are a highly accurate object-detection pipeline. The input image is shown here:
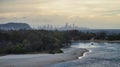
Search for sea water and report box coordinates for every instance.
[46,42,120,67]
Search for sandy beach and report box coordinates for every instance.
[0,48,88,67]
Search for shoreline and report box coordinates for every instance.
[0,48,88,67]
[72,40,120,43]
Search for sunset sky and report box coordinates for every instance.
[0,0,120,29]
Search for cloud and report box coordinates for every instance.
[0,0,120,29]
[0,0,120,16]
[100,9,120,16]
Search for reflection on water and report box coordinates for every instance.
[46,42,120,67]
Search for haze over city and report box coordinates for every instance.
[0,0,120,29]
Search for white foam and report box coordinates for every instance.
[72,44,100,48]
[78,50,92,59]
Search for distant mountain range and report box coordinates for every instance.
[0,22,31,30]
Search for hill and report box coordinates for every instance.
[0,22,31,30]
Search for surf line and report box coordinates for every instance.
[78,49,92,59]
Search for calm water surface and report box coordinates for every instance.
[46,42,120,67]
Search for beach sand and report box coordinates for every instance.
[0,48,88,67]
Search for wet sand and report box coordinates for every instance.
[0,48,88,67]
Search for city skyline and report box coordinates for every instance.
[33,23,88,30]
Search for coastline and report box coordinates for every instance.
[0,48,88,67]
[72,40,120,43]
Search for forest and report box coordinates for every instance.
[0,30,120,54]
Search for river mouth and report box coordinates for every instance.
[46,42,120,67]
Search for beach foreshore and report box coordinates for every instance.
[0,48,88,67]
[72,40,120,43]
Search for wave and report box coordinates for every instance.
[78,49,92,59]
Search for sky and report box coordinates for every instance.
[0,0,120,29]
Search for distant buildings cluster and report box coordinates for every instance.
[37,24,54,30]
[36,23,87,30]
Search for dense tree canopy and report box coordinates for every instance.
[0,30,120,54]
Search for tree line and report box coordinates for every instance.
[0,30,120,54]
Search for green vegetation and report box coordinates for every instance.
[0,30,120,54]
[0,30,71,54]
